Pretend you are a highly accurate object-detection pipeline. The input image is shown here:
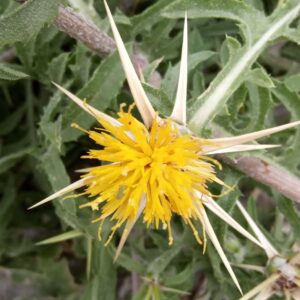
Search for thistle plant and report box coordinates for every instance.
[27,0,300,294]
[1,0,300,299]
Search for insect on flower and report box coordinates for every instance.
[30,1,300,293]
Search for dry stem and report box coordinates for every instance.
[219,155,300,203]
[54,7,116,57]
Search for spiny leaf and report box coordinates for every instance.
[0,63,29,80]
[163,0,300,129]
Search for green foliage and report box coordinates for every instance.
[0,0,62,47]
[1,0,300,299]
[0,63,29,80]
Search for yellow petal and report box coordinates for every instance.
[236,201,278,259]
[198,206,243,294]
[170,13,188,124]
[53,82,120,127]
[103,0,156,128]
[28,177,88,209]
[205,144,280,155]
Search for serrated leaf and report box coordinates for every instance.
[215,83,273,134]
[47,52,70,84]
[220,36,242,67]
[0,0,61,47]
[163,0,266,39]
[171,0,300,129]
[61,49,125,142]
[41,116,63,152]
[0,63,29,80]
[143,83,173,116]
[246,67,274,88]
[39,147,79,228]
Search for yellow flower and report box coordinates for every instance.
[77,105,224,248]
[30,1,300,294]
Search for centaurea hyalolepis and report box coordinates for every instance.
[30,1,300,294]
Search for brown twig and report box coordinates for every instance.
[54,7,116,57]
[219,155,300,203]
[54,6,161,87]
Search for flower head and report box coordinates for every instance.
[77,104,226,247]
[30,0,300,294]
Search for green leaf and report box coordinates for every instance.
[0,104,25,135]
[210,168,241,243]
[164,263,197,286]
[143,83,173,116]
[0,148,33,174]
[132,0,174,34]
[166,0,300,129]
[147,245,181,275]
[0,0,61,47]
[0,63,29,80]
[278,197,300,241]
[271,82,300,175]
[81,241,117,300]
[39,147,78,228]
[39,91,64,151]
[61,49,125,142]
[38,147,99,237]
[162,51,215,106]
[48,52,70,84]
[215,83,273,134]
[0,176,16,236]
[107,245,145,274]
[246,67,274,88]
[0,258,75,298]
[284,74,300,92]
[36,229,83,245]
[207,242,224,284]
[163,0,266,40]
